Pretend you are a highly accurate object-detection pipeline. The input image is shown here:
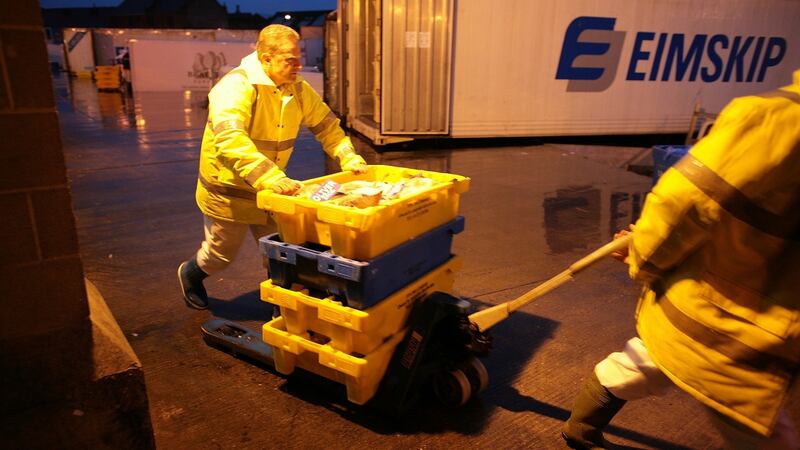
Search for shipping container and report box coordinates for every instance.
[63,28,95,77]
[328,0,800,144]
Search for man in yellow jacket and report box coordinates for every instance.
[178,25,367,310]
[563,70,800,449]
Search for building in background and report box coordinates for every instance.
[227,4,268,29]
[111,0,229,29]
[43,2,332,36]
[41,0,275,37]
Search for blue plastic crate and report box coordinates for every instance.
[652,145,691,185]
[259,216,465,310]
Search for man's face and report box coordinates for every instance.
[264,40,302,86]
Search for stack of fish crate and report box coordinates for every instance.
[94,65,122,91]
[256,165,470,404]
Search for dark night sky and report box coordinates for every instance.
[38,0,338,18]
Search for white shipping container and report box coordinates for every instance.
[331,0,800,143]
[128,39,255,92]
[63,28,95,76]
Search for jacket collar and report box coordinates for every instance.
[240,52,273,86]
[239,51,305,89]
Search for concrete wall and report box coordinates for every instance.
[0,0,154,447]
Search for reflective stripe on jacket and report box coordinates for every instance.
[632,71,800,436]
[196,51,360,224]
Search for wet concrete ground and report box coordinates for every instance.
[56,74,799,449]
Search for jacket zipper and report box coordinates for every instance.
[278,93,294,143]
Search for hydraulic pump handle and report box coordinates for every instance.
[469,234,632,332]
[569,233,632,274]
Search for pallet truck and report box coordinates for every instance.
[202,235,630,413]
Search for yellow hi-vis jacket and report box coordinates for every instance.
[632,71,800,436]
[195,51,365,224]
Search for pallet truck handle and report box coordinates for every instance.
[469,234,632,332]
[569,234,631,274]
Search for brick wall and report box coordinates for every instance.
[0,0,95,420]
[0,0,142,448]
[0,0,87,334]
[0,1,153,447]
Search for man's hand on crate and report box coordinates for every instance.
[348,163,369,174]
[269,176,303,195]
[338,150,368,174]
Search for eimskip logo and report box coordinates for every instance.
[556,17,626,92]
[556,16,788,92]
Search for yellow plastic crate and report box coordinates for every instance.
[256,165,470,260]
[94,65,120,74]
[96,82,121,90]
[261,256,461,356]
[264,315,405,404]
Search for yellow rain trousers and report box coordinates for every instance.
[631,71,800,436]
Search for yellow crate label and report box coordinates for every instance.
[397,197,437,221]
[397,281,435,311]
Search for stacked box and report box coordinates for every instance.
[256,165,470,260]
[257,165,470,404]
[262,257,461,404]
[264,316,405,405]
[94,65,122,91]
[261,256,461,355]
[259,216,464,310]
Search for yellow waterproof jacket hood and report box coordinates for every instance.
[631,70,800,436]
[195,51,364,224]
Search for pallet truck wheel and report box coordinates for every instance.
[460,356,489,394]
[433,369,472,407]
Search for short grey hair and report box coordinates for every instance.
[257,25,300,59]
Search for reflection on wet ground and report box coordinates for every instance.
[56,72,773,449]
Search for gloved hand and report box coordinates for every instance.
[269,176,303,195]
[339,151,368,174]
[611,225,634,264]
[347,162,368,174]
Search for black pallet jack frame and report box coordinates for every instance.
[202,291,492,414]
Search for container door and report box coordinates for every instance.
[323,12,343,115]
[381,0,453,135]
[342,0,382,129]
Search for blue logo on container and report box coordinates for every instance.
[556,17,626,92]
[556,16,788,92]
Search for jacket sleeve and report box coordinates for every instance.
[628,97,767,284]
[298,80,366,170]
[207,72,286,190]
[628,170,712,284]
